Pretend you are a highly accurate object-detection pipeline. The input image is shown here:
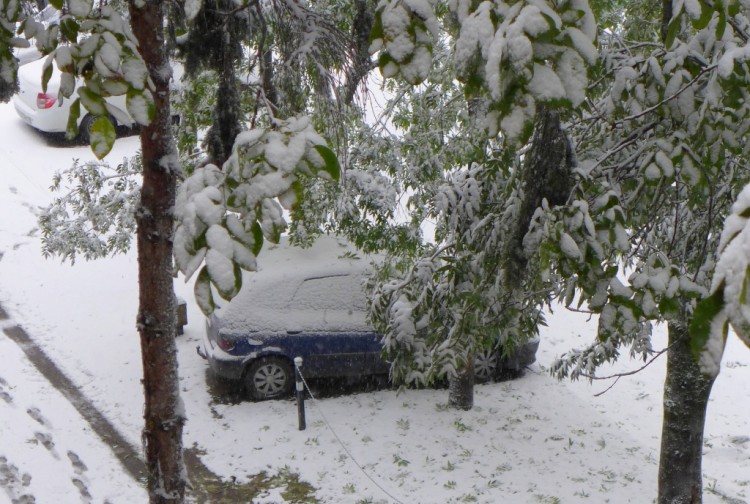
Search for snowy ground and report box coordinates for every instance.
[1,100,749,504]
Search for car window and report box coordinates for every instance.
[289,274,367,311]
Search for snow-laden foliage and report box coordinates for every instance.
[361,1,596,385]
[0,0,27,101]
[370,0,597,142]
[39,156,141,263]
[541,0,750,379]
[361,0,750,389]
[174,116,341,315]
[691,184,750,377]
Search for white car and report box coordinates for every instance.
[13,57,133,142]
[13,56,183,142]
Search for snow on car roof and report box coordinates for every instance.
[216,235,380,333]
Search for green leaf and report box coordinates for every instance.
[689,287,726,360]
[251,221,264,256]
[194,266,215,316]
[48,0,63,10]
[59,17,79,43]
[89,116,117,159]
[728,0,740,17]
[41,59,54,93]
[378,51,396,71]
[716,8,727,40]
[692,1,713,29]
[312,145,341,181]
[665,16,681,48]
[126,88,156,126]
[65,98,81,141]
[233,262,242,297]
[77,87,107,116]
[658,296,681,318]
[278,179,303,210]
[739,265,750,305]
[369,11,384,46]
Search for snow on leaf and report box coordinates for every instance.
[121,55,148,90]
[232,241,257,271]
[264,131,303,171]
[59,72,75,98]
[564,27,598,64]
[67,0,92,17]
[78,87,107,117]
[559,232,581,260]
[54,46,72,69]
[192,188,225,227]
[126,88,155,126]
[205,248,237,299]
[185,0,202,21]
[89,116,116,159]
[654,151,674,178]
[516,4,553,37]
[690,288,728,377]
[194,266,215,315]
[95,42,121,77]
[205,224,234,259]
[528,64,566,102]
[174,228,206,281]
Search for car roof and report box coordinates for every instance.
[216,235,380,332]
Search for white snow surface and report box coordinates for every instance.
[218,237,375,334]
[1,102,750,503]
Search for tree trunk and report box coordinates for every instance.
[505,106,575,284]
[658,320,715,504]
[128,1,186,502]
[205,52,241,167]
[448,354,474,410]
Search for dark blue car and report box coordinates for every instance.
[199,237,538,400]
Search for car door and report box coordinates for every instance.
[286,274,382,377]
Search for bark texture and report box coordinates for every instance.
[129,1,186,502]
[343,0,375,105]
[505,106,575,284]
[448,354,474,410]
[658,321,715,504]
[182,0,245,166]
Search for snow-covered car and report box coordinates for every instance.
[198,236,539,400]
[12,56,183,142]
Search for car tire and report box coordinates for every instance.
[474,348,498,383]
[79,114,115,145]
[244,357,294,400]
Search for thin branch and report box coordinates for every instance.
[611,64,717,127]
[593,376,621,397]
[581,342,678,396]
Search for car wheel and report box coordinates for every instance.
[474,349,498,383]
[244,357,293,400]
[79,114,115,144]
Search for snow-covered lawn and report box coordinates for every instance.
[1,101,749,503]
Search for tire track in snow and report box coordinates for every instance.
[0,302,147,483]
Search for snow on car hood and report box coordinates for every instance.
[216,236,380,335]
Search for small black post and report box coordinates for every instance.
[295,356,306,431]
